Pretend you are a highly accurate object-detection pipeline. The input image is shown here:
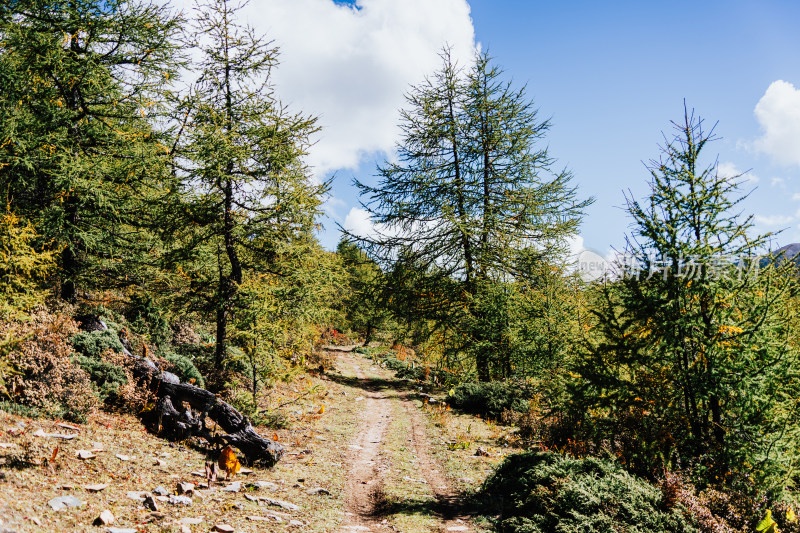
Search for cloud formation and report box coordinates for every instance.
[754,214,794,227]
[753,80,800,168]
[343,206,376,238]
[231,0,477,176]
[717,161,759,184]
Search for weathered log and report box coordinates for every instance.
[78,317,284,467]
[144,368,284,466]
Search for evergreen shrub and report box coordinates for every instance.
[480,451,698,533]
[449,381,533,419]
[161,351,205,388]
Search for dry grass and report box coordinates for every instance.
[0,350,515,532]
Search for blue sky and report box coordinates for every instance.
[462,0,800,256]
[229,0,800,256]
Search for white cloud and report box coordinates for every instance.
[343,207,376,238]
[228,0,477,176]
[717,161,758,184]
[321,195,347,220]
[753,80,800,167]
[754,214,794,227]
[565,235,584,258]
[771,177,786,188]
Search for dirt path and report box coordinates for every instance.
[401,396,472,532]
[331,347,472,533]
[339,350,392,532]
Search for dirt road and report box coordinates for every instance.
[332,348,473,533]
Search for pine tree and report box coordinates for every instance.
[0,0,182,299]
[170,0,326,368]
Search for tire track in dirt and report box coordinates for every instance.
[332,347,472,533]
[401,395,472,533]
[335,349,392,533]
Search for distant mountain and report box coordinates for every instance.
[764,243,800,269]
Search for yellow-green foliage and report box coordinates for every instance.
[0,207,55,319]
[756,510,777,533]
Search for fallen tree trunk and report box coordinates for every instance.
[78,316,284,467]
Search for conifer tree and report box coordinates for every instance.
[337,240,392,346]
[170,0,325,368]
[0,207,56,320]
[578,108,800,488]
[353,49,590,379]
[0,0,182,299]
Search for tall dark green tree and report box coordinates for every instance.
[577,109,800,489]
[170,0,325,368]
[336,239,392,346]
[0,0,182,299]
[352,49,591,379]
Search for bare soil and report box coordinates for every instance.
[335,347,473,532]
[0,346,508,532]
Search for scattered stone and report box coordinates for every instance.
[0,443,16,449]
[288,520,304,527]
[91,442,104,451]
[177,482,194,495]
[48,495,84,511]
[178,517,203,525]
[306,487,331,496]
[94,510,115,526]
[107,528,138,533]
[126,491,146,502]
[154,458,165,467]
[259,497,299,511]
[155,496,169,502]
[221,481,240,493]
[33,429,76,440]
[149,512,166,520]
[28,516,42,525]
[475,447,490,457]
[212,525,234,533]
[446,527,468,532]
[153,485,169,496]
[247,514,282,523]
[190,471,205,477]
[61,484,76,490]
[115,454,131,461]
[238,467,253,475]
[178,526,191,533]
[169,495,192,506]
[143,494,159,512]
[84,484,108,492]
[76,450,96,460]
[246,481,278,491]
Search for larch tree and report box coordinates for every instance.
[170,0,325,369]
[0,0,182,300]
[352,48,591,380]
[577,108,800,489]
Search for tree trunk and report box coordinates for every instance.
[80,318,284,466]
[363,322,374,347]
